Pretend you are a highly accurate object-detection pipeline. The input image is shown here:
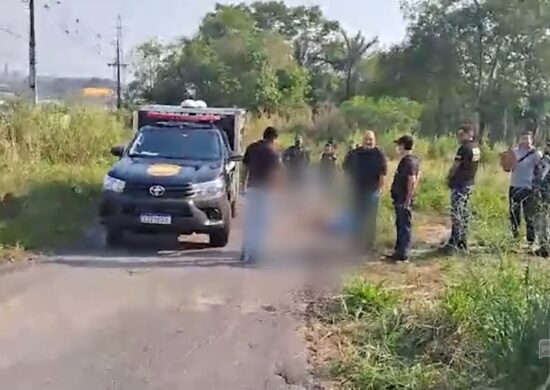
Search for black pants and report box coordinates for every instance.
[509,187,536,244]
[394,203,412,258]
[354,190,378,251]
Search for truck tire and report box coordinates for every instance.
[209,228,229,247]
[105,227,124,247]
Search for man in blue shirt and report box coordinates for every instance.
[509,131,541,245]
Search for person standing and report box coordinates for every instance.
[533,142,550,258]
[343,131,388,252]
[388,135,421,262]
[319,143,337,187]
[442,124,481,253]
[508,131,541,245]
[240,127,281,263]
[282,135,309,185]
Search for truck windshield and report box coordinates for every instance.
[128,126,222,160]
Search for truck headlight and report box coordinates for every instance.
[194,177,225,200]
[103,175,126,193]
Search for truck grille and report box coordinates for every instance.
[124,183,195,198]
[123,203,193,217]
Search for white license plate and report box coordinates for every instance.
[139,214,172,225]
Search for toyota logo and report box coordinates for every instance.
[149,185,165,197]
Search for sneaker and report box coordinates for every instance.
[384,253,410,263]
[534,248,550,258]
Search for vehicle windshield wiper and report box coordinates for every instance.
[129,151,159,157]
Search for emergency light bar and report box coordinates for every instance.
[144,112,221,122]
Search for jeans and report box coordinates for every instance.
[241,187,269,259]
[449,186,472,249]
[509,187,536,243]
[394,203,412,258]
[353,190,379,250]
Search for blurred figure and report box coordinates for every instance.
[388,135,420,262]
[319,143,337,187]
[442,124,480,253]
[343,131,388,252]
[534,141,550,258]
[240,127,281,263]
[508,131,541,246]
[282,135,309,186]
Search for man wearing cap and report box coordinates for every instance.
[508,131,541,246]
[343,130,388,252]
[388,135,421,262]
[442,124,481,253]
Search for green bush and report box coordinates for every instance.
[340,96,423,135]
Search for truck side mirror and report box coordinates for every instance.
[229,153,243,162]
[110,146,124,157]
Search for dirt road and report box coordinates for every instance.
[0,215,324,390]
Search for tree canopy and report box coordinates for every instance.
[128,0,550,142]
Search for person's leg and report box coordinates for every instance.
[509,187,522,239]
[365,192,379,251]
[395,204,412,260]
[394,203,400,254]
[523,189,536,245]
[448,189,460,247]
[457,187,472,249]
[241,188,259,259]
[241,188,268,261]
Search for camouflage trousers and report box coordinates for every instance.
[449,186,472,249]
[536,198,550,251]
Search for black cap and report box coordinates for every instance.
[394,135,414,151]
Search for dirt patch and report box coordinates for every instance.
[414,214,450,247]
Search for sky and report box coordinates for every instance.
[0,0,407,78]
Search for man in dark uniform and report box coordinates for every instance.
[442,124,481,253]
[240,127,281,263]
[389,135,421,262]
[319,143,337,186]
[343,131,388,252]
[282,135,309,185]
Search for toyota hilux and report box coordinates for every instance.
[99,104,244,247]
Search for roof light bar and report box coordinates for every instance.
[144,112,221,122]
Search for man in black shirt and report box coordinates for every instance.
[343,131,388,251]
[443,124,481,252]
[282,135,309,185]
[319,143,337,186]
[389,135,420,262]
[241,127,281,263]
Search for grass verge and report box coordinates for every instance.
[311,258,550,389]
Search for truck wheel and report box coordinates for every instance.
[105,227,124,247]
[209,228,229,247]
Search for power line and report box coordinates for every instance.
[29,0,37,104]
[108,15,127,109]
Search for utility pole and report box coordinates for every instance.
[29,0,37,104]
[108,15,126,109]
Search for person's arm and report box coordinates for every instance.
[241,144,252,191]
[404,161,420,208]
[378,151,388,193]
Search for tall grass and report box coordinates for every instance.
[330,259,550,389]
[0,102,127,165]
[0,102,127,251]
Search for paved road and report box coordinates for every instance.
[0,210,324,390]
